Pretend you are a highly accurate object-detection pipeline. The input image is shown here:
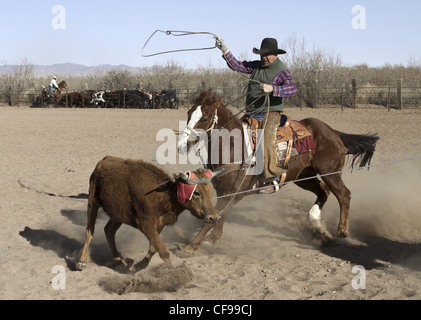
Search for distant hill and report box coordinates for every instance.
[0,63,145,77]
[32,63,143,77]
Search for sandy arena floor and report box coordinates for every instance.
[1,105,421,300]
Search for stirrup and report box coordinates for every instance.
[259,179,280,194]
[258,173,286,194]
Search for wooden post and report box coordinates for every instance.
[352,79,357,109]
[299,87,303,111]
[187,88,190,106]
[8,87,12,106]
[341,87,344,111]
[397,78,403,109]
[387,86,391,112]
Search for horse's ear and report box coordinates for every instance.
[214,97,223,106]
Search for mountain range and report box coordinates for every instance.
[1,63,145,77]
[35,63,144,76]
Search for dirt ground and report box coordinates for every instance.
[1,104,421,301]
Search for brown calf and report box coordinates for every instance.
[76,156,221,272]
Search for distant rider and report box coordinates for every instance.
[48,76,59,95]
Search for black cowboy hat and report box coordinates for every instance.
[253,38,286,55]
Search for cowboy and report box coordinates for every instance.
[215,37,297,194]
[48,76,59,95]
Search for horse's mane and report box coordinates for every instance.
[194,89,221,107]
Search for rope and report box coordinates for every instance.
[216,155,421,199]
[139,29,297,210]
[141,30,218,57]
[141,29,261,88]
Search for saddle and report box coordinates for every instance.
[243,114,314,168]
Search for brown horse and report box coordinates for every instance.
[41,80,69,104]
[178,90,379,252]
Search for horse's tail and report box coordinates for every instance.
[336,131,379,169]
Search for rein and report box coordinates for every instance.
[192,94,271,214]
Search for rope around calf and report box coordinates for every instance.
[215,155,421,199]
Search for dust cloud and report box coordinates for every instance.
[326,162,421,242]
[99,264,194,295]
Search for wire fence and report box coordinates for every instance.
[1,83,421,110]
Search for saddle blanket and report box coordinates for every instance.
[292,122,315,154]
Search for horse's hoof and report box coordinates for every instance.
[174,245,196,258]
[112,258,135,274]
[75,262,86,271]
[319,234,335,247]
[337,230,349,238]
[176,249,195,258]
[132,259,149,273]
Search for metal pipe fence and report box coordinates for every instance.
[1,85,420,110]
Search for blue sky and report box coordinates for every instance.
[1,0,420,69]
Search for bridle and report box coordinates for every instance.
[188,104,256,214]
[201,108,219,133]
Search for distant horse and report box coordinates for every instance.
[178,90,379,252]
[41,80,69,105]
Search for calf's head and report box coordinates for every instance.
[176,168,223,224]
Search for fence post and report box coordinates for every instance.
[352,79,357,109]
[299,86,303,111]
[397,78,403,109]
[187,88,190,106]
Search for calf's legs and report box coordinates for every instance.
[77,203,174,272]
[76,201,99,270]
[104,220,123,263]
[134,223,173,272]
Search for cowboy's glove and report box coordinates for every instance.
[260,83,274,94]
[215,36,228,53]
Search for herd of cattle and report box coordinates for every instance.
[36,86,180,109]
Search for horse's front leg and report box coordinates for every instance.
[178,195,233,254]
[204,216,224,244]
[178,222,215,255]
[204,193,241,244]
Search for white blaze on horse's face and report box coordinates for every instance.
[178,106,203,154]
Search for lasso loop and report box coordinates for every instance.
[141,29,218,57]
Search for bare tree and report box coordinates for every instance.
[139,59,187,90]
[281,33,344,88]
[1,58,35,105]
